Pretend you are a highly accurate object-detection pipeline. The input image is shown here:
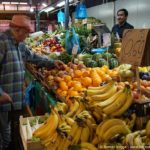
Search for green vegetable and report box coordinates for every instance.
[32,136,40,142]
[109,58,119,69]
[85,60,98,67]
[48,53,58,60]
[102,52,112,60]
[92,53,102,62]
[98,58,109,67]
[77,53,92,61]
[58,52,72,64]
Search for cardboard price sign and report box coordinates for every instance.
[119,29,150,66]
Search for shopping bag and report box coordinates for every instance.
[75,3,87,19]
[65,28,81,54]
[57,10,65,23]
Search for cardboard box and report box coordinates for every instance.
[19,116,46,150]
[120,29,150,66]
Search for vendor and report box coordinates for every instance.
[112,8,134,39]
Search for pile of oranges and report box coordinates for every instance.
[51,65,118,102]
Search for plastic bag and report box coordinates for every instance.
[57,10,65,23]
[75,3,87,19]
[65,28,81,55]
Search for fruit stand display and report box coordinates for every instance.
[23,61,150,150]
[22,23,150,150]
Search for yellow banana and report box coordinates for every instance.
[124,131,140,147]
[72,126,82,145]
[80,142,98,150]
[91,85,117,101]
[146,120,150,136]
[64,116,75,126]
[133,135,145,150]
[86,82,114,96]
[96,119,126,140]
[92,135,99,146]
[66,100,80,117]
[103,124,131,142]
[68,122,79,141]
[33,110,59,140]
[111,92,133,117]
[97,89,123,108]
[80,126,90,142]
[103,91,127,115]
[88,81,114,91]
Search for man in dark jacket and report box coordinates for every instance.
[112,8,134,39]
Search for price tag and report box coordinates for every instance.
[82,19,87,25]
[72,44,78,55]
[120,29,150,66]
[75,19,78,23]
[103,33,111,47]
[87,24,92,30]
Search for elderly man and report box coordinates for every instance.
[0,15,64,150]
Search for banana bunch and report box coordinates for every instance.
[33,109,59,147]
[86,81,115,96]
[96,119,131,142]
[102,86,133,116]
[124,130,146,149]
[66,97,80,117]
[89,82,117,101]
[54,102,68,114]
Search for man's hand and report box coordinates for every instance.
[54,60,66,70]
[0,93,12,104]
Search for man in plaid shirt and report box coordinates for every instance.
[0,15,64,150]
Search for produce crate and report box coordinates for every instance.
[19,115,46,150]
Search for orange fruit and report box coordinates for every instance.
[74,70,83,78]
[74,83,82,91]
[68,91,79,97]
[59,81,68,91]
[56,88,62,94]
[59,91,67,97]
[82,70,90,77]
[82,77,92,87]
[64,75,72,82]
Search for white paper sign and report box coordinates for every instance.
[72,44,78,55]
[103,33,111,47]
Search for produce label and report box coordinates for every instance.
[72,44,78,55]
[120,29,150,66]
[103,33,111,47]
[82,19,87,24]
[87,24,92,30]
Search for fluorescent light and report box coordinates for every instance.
[44,7,54,12]
[57,1,65,7]
[30,7,34,12]
[2,2,10,4]
[42,3,47,7]
[11,2,19,4]
[19,2,28,5]
[69,0,74,2]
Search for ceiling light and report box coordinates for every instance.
[69,0,74,2]
[44,6,54,12]
[11,2,19,4]
[30,7,34,12]
[19,2,28,5]
[2,2,10,4]
[42,3,47,7]
[57,1,65,7]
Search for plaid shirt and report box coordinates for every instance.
[0,30,54,112]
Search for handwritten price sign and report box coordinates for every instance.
[119,29,150,66]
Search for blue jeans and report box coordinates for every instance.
[0,112,11,150]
